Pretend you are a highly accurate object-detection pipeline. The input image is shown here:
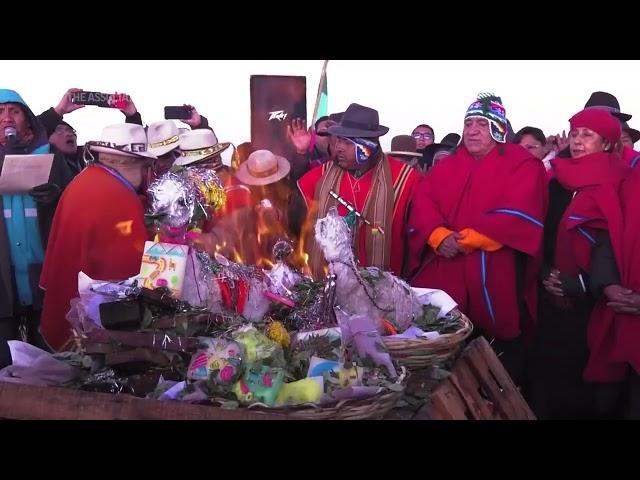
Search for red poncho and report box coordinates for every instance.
[553,151,630,382]
[40,165,149,351]
[408,144,547,340]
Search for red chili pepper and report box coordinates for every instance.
[236,279,249,314]
[216,279,232,309]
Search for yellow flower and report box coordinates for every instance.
[265,321,290,349]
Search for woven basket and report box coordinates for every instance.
[383,313,473,370]
[247,368,408,420]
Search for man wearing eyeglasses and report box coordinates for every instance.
[37,88,146,179]
[411,124,435,150]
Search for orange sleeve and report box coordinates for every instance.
[427,227,455,250]
[457,228,503,254]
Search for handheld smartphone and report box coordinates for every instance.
[164,106,192,120]
[70,91,123,108]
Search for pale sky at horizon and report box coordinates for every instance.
[3,60,640,152]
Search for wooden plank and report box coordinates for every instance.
[84,330,200,353]
[467,338,535,420]
[427,337,536,421]
[151,312,224,330]
[105,348,171,368]
[449,362,497,420]
[463,345,518,420]
[428,379,470,420]
[0,382,287,420]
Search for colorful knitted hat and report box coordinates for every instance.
[465,92,508,143]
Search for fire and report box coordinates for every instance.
[201,178,317,275]
[289,202,317,277]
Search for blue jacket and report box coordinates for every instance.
[0,89,74,317]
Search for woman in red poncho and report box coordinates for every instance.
[528,108,630,419]
[582,165,640,419]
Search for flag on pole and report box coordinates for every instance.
[312,60,329,124]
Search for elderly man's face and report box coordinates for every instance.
[0,102,29,143]
[49,124,77,156]
[463,117,496,159]
[621,130,634,148]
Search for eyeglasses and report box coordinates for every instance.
[412,132,433,140]
[53,125,77,136]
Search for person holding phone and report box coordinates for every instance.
[147,105,216,179]
[37,88,144,179]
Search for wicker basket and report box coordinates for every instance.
[383,313,473,370]
[247,368,408,420]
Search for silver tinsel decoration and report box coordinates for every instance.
[147,172,196,228]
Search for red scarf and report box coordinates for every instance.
[553,152,626,274]
[554,151,631,382]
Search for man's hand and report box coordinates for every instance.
[29,183,61,205]
[604,285,640,314]
[548,131,569,153]
[542,268,565,297]
[181,104,202,128]
[117,93,138,117]
[436,232,465,259]
[54,88,85,116]
[287,118,312,155]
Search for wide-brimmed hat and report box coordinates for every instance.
[388,135,422,159]
[419,143,454,170]
[174,129,231,167]
[440,133,461,148]
[147,120,181,157]
[328,103,389,138]
[234,149,290,186]
[622,121,640,144]
[88,123,156,160]
[584,91,632,122]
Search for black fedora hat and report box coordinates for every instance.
[622,121,640,144]
[584,91,632,122]
[328,103,389,138]
[440,133,460,148]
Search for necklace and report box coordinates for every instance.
[346,172,365,210]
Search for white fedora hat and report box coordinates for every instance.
[88,123,156,160]
[147,120,181,157]
[174,129,231,167]
[234,149,290,186]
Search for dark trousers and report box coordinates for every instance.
[0,307,50,368]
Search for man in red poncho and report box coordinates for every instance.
[297,103,419,279]
[407,93,547,384]
[39,124,155,351]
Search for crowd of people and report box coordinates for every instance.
[1,85,640,420]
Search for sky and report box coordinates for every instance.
[3,60,640,152]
